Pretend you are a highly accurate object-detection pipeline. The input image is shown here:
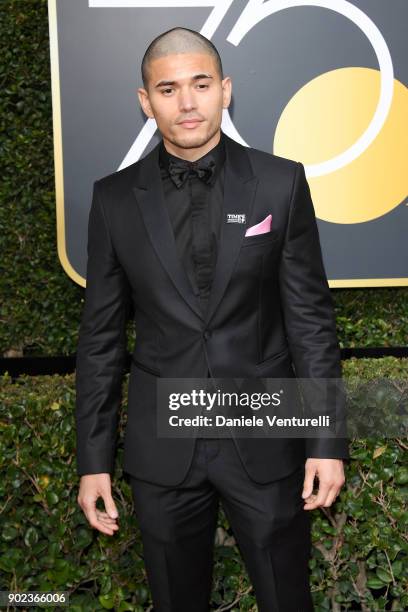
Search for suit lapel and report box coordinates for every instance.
[132,143,204,320]
[204,134,258,325]
[132,132,258,324]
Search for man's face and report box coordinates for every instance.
[138,52,231,151]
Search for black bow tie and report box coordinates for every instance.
[168,156,216,189]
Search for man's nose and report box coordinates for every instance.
[178,88,197,111]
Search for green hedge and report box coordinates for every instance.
[1,1,407,358]
[1,357,407,611]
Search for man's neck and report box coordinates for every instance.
[162,129,222,162]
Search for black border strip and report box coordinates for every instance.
[0,348,407,379]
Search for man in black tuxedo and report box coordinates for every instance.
[76,27,349,611]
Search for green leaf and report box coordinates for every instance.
[395,467,408,485]
[376,567,393,583]
[99,594,115,609]
[24,526,39,547]
[367,577,386,589]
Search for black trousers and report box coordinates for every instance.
[129,438,314,611]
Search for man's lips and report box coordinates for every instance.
[178,119,204,127]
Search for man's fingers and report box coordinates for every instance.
[96,510,118,524]
[303,479,332,510]
[96,513,119,531]
[96,510,119,530]
[302,459,346,510]
[85,505,117,535]
[302,465,317,499]
[321,486,340,508]
[304,485,339,509]
[77,474,119,535]
[79,496,118,535]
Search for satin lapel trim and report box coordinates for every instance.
[204,136,258,325]
[132,144,205,321]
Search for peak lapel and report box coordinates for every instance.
[204,134,258,326]
[132,143,205,321]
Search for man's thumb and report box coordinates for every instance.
[104,495,118,519]
[302,469,315,498]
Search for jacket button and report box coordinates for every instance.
[203,330,212,340]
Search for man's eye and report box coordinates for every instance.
[160,84,208,94]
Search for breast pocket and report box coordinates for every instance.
[241,231,280,249]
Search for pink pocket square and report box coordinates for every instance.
[245,214,272,237]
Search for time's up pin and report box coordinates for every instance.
[226,213,246,224]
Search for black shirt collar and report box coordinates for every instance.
[159,129,226,184]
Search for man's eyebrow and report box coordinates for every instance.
[154,74,213,88]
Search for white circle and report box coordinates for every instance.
[227,0,394,177]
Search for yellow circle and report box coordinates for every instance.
[274,67,408,223]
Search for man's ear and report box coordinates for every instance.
[137,87,154,119]
[221,76,232,109]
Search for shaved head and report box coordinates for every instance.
[137,26,231,160]
[141,27,223,88]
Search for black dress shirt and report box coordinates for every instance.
[158,130,226,318]
[159,131,226,404]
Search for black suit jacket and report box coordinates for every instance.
[75,132,350,485]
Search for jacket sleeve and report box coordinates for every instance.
[75,180,132,476]
[278,162,350,460]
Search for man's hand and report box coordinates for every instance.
[302,458,345,510]
[77,474,119,535]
